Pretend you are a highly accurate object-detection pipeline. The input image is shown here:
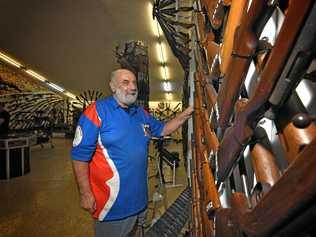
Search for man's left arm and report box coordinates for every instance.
[161,105,193,136]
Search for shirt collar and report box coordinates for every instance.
[109,95,138,114]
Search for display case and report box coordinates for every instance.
[0,134,36,179]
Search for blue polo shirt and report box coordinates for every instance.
[71,96,164,221]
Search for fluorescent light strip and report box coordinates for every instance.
[156,43,164,64]
[0,52,23,68]
[159,42,166,63]
[149,2,174,98]
[47,82,65,92]
[160,66,169,80]
[0,51,78,99]
[25,69,47,82]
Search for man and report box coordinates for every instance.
[0,102,10,136]
[71,69,193,237]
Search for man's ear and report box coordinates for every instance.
[109,80,116,93]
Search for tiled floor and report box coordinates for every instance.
[0,138,188,237]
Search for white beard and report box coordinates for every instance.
[115,88,138,106]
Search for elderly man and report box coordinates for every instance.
[71,69,193,237]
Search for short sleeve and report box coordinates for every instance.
[143,108,165,137]
[71,102,101,161]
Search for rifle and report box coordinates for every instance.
[220,0,248,75]
[195,129,217,236]
[216,0,313,183]
[195,71,220,156]
[230,137,316,236]
[194,79,220,235]
[191,171,204,236]
[217,0,277,130]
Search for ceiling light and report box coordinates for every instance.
[156,42,167,64]
[160,41,167,62]
[160,66,169,80]
[25,69,47,82]
[46,82,65,92]
[163,81,172,92]
[0,52,23,68]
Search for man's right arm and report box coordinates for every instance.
[72,160,96,214]
[71,102,101,214]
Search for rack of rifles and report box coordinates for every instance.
[189,0,316,236]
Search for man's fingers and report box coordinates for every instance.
[80,193,96,214]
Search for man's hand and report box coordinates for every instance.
[162,105,194,136]
[72,160,96,214]
[80,192,96,214]
[182,105,194,117]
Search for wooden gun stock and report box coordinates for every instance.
[191,171,204,236]
[220,0,248,75]
[194,76,204,112]
[231,138,316,237]
[217,0,276,129]
[204,82,217,109]
[250,127,281,189]
[196,71,220,154]
[200,148,221,214]
[217,0,312,183]
[195,110,220,204]
[202,109,219,154]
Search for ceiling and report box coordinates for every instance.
[0,0,188,101]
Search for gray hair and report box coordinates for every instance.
[110,69,136,84]
[110,70,119,84]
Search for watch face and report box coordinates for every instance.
[73,126,83,147]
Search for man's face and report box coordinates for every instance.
[111,70,138,107]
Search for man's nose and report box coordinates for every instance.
[129,82,137,91]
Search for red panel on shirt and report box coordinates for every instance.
[84,102,101,127]
[89,145,114,219]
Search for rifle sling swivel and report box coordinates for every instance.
[231,52,252,59]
